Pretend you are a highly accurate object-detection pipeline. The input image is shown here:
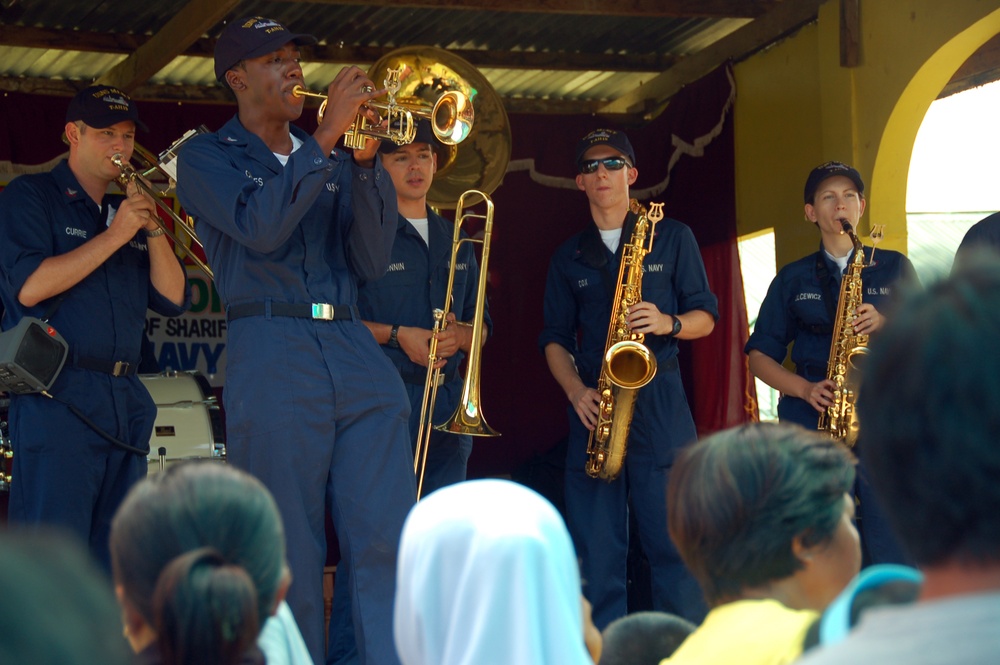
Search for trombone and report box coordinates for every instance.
[413,190,499,500]
[110,127,213,281]
[293,64,474,150]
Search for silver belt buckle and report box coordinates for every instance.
[434,374,446,387]
[311,303,335,320]
[112,361,131,377]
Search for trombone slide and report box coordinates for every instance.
[412,190,500,501]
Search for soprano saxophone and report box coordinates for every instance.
[586,199,663,480]
[817,220,870,447]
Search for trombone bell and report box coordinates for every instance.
[435,395,500,437]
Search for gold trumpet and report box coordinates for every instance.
[413,190,499,500]
[293,64,474,150]
[110,127,213,281]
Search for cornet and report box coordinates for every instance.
[110,127,214,281]
[293,64,474,150]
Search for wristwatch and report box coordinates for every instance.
[388,324,401,348]
[145,227,166,238]
[667,315,682,338]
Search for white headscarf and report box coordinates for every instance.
[393,479,592,665]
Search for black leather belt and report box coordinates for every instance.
[227,302,358,322]
[398,366,459,386]
[73,356,137,377]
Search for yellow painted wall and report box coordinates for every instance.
[734,0,1000,268]
[733,22,824,267]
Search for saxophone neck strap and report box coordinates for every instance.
[814,251,839,325]
[582,213,637,304]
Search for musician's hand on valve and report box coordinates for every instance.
[570,385,602,431]
[316,66,384,147]
[399,326,447,369]
[352,134,382,168]
[804,378,837,413]
[853,303,883,334]
[110,180,158,241]
[625,301,667,335]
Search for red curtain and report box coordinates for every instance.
[0,64,755,479]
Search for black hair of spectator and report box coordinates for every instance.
[110,462,286,629]
[858,255,1000,566]
[668,422,856,606]
[954,212,1000,268]
[152,547,261,665]
[801,576,922,652]
[598,611,695,665]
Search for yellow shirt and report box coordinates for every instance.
[660,599,818,665]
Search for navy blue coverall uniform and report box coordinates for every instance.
[0,161,189,569]
[539,211,719,629]
[745,244,917,565]
[176,116,416,665]
[358,207,492,494]
[323,207,493,664]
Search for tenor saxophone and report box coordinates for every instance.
[817,220,870,447]
[585,199,663,480]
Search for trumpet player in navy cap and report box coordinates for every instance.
[0,85,189,569]
[176,15,415,665]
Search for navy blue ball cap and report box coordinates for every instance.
[378,119,441,154]
[804,161,865,203]
[65,85,147,131]
[575,128,636,167]
[214,16,317,82]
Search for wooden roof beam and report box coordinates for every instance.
[96,0,240,92]
[598,0,822,116]
[285,0,782,19]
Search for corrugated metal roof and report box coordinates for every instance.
[0,0,794,112]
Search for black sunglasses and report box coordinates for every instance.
[578,157,632,174]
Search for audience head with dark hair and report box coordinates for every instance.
[858,256,1000,568]
[954,211,1000,267]
[393,478,595,665]
[110,461,287,665]
[152,547,261,665]
[795,257,1000,665]
[598,611,694,665]
[0,530,133,665]
[662,422,859,664]
[800,563,923,652]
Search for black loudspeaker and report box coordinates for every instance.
[0,317,69,394]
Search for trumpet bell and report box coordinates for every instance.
[429,90,473,145]
[368,46,511,209]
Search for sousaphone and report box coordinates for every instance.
[367,46,512,207]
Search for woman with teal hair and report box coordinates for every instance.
[110,462,306,665]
